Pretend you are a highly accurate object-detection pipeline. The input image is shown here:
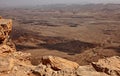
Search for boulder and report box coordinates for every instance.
[41,56,79,70]
[92,56,120,76]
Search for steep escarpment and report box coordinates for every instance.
[0,17,119,76]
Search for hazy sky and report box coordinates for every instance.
[0,0,120,7]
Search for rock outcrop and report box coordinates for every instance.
[76,65,109,76]
[0,44,16,54]
[0,18,12,44]
[41,56,79,70]
[0,17,119,76]
[92,56,120,76]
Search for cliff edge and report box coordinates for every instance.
[0,17,119,76]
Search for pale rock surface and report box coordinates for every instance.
[41,56,79,70]
[0,45,15,54]
[76,65,109,76]
[0,18,15,51]
[0,57,14,72]
[33,63,77,76]
[92,56,120,76]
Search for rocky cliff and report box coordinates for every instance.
[0,17,119,76]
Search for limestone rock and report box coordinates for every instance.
[41,56,79,70]
[0,45,15,54]
[0,51,34,76]
[33,63,76,76]
[0,19,12,44]
[0,57,14,72]
[76,65,109,76]
[92,56,120,76]
[33,63,53,76]
[12,51,31,61]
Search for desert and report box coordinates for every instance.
[0,3,120,76]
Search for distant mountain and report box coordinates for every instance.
[1,3,120,11]
[32,3,120,12]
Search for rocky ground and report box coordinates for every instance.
[1,7,119,66]
[0,17,120,76]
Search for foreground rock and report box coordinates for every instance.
[41,56,79,70]
[92,56,120,76]
[0,45,15,54]
[76,65,109,76]
[0,51,34,76]
[0,18,12,44]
